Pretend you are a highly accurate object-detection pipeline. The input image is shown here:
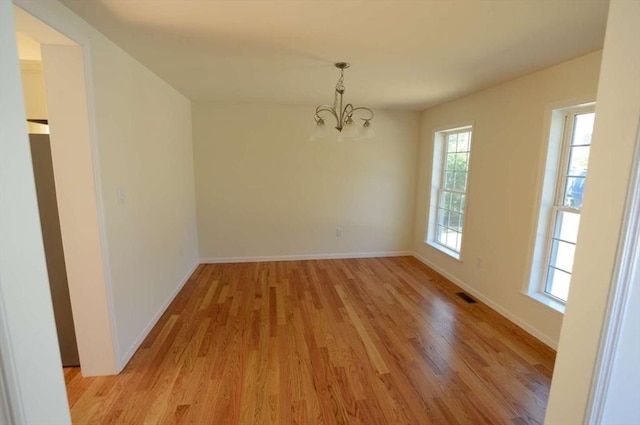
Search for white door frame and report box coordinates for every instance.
[0,298,20,424]
[586,124,640,423]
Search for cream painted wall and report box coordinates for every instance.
[15,0,199,373]
[19,60,50,134]
[42,44,117,375]
[19,61,47,119]
[413,51,602,348]
[0,0,70,421]
[91,44,199,367]
[193,104,419,260]
[545,1,640,423]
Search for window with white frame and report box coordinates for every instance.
[530,104,595,305]
[426,126,472,259]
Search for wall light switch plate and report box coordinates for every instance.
[117,187,126,205]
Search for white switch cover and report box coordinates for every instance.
[117,187,126,205]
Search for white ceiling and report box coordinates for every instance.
[59,0,609,109]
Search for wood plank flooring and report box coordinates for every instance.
[64,256,555,424]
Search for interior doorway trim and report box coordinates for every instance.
[13,0,121,370]
[586,123,640,423]
[0,291,23,424]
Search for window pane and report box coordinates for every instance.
[446,153,457,170]
[432,127,472,256]
[553,210,580,243]
[439,191,450,211]
[571,113,595,146]
[564,176,586,209]
[453,231,461,252]
[437,208,446,227]
[454,171,467,191]
[450,192,457,210]
[444,171,455,190]
[449,212,461,231]
[437,225,447,245]
[545,267,571,301]
[440,228,460,251]
[455,152,468,171]
[447,135,457,152]
[457,132,470,152]
[568,146,590,176]
[549,239,576,273]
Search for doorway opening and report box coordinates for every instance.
[13,5,118,377]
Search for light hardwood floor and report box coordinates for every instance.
[64,256,555,424]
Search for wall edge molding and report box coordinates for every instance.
[411,252,558,350]
[117,261,199,371]
[200,251,413,264]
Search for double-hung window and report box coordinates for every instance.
[426,126,473,259]
[529,104,595,307]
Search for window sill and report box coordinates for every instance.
[522,291,566,314]
[425,241,462,261]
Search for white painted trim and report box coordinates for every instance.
[425,121,475,263]
[586,124,640,424]
[0,285,24,425]
[522,98,597,297]
[0,350,13,425]
[521,290,566,314]
[14,0,121,373]
[412,252,558,349]
[201,251,413,264]
[74,33,122,372]
[118,261,199,369]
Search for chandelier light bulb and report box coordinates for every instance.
[360,120,375,140]
[309,118,329,141]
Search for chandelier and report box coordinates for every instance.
[310,62,374,141]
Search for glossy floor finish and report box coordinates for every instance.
[64,257,556,424]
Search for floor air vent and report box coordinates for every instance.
[456,292,477,304]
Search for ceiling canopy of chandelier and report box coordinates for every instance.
[310,62,374,142]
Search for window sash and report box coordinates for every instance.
[541,105,594,302]
[542,206,580,301]
[433,129,472,254]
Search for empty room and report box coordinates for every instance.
[1,0,639,424]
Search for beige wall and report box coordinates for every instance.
[42,44,117,375]
[15,0,200,374]
[19,60,50,134]
[193,103,419,260]
[545,1,640,423]
[92,42,199,367]
[19,60,47,117]
[413,51,602,348]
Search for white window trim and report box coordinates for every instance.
[525,103,595,312]
[425,123,474,261]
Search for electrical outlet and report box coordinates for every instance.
[336,227,343,237]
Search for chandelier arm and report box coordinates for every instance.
[315,105,339,122]
[340,103,354,126]
[349,106,374,122]
[311,62,374,135]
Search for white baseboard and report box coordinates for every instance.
[115,252,555,371]
[117,261,199,371]
[200,251,413,264]
[411,252,558,350]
